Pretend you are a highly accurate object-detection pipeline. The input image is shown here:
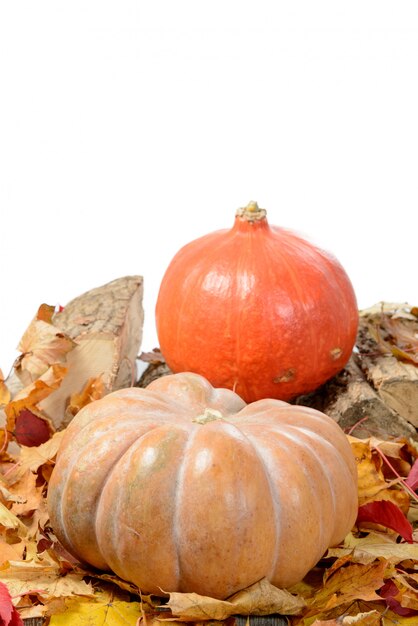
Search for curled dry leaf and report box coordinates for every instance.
[14,312,75,387]
[166,578,305,620]
[65,376,105,422]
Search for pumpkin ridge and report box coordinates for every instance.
[224,418,282,579]
[172,423,200,590]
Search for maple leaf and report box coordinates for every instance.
[48,596,143,625]
[0,581,23,626]
[356,500,414,543]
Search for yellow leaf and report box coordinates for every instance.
[49,596,143,625]
[310,611,382,625]
[167,578,305,620]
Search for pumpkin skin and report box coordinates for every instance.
[155,201,358,402]
[47,372,358,600]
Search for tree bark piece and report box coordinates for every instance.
[296,357,418,441]
[39,276,143,428]
[357,306,418,427]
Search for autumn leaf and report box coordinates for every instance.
[0,371,11,407]
[166,578,305,620]
[326,531,418,566]
[4,364,65,446]
[48,596,143,625]
[310,611,382,625]
[0,580,23,626]
[14,309,75,386]
[0,559,94,601]
[304,560,389,619]
[65,375,106,421]
[356,500,414,543]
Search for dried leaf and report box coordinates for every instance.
[327,532,418,565]
[310,612,382,625]
[349,437,410,511]
[0,559,94,601]
[18,430,65,475]
[65,376,105,421]
[0,502,27,536]
[306,561,388,616]
[14,316,75,386]
[0,539,25,566]
[0,370,11,407]
[13,410,52,447]
[0,580,23,626]
[166,578,305,620]
[8,471,43,518]
[356,501,414,543]
[48,596,142,625]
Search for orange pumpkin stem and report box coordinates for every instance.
[236,201,267,223]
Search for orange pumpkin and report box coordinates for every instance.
[155,201,358,402]
[47,372,358,600]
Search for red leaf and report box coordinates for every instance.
[14,409,51,447]
[356,500,414,543]
[406,458,418,491]
[379,580,418,616]
[0,582,23,626]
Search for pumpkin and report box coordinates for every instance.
[47,372,358,600]
[155,201,358,402]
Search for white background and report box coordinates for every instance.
[0,1,417,375]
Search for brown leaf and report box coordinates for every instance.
[14,316,75,386]
[166,578,305,620]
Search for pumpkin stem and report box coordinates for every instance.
[236,201,267,222]
[193,408,223,425]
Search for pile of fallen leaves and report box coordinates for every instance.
[1,304,418,625]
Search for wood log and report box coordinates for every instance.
[296,356,418,441]
[39,276,143,428]
[356,304,418,427]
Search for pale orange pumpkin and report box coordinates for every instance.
[47,372,358,600]
[155,201,359,402]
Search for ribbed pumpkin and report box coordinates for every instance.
[156,201,358,402]
[47,372,358,600]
